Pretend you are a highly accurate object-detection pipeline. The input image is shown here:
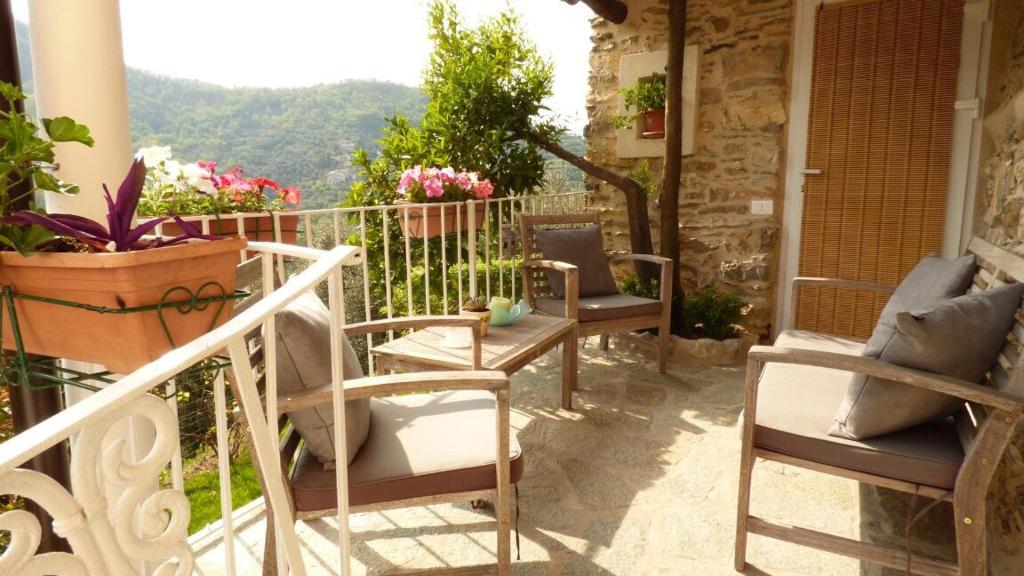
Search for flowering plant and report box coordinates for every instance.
[397,165,494,203]
[136,146,301,217]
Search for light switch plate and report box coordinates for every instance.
[751,199,774,216]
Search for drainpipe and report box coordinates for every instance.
[1,0,71,555]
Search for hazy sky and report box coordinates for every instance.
[12,0,594,131]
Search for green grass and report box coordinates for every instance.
[184,451,263,535]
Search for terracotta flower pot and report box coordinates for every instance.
[396,201,487,239]
[461,309,491,338]
[0,237,247,374]
[641,108,666,139]
[147,212,300,245]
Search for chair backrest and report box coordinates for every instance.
[520,213,601,300]
[955,238,1024,490]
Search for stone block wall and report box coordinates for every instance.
[974,0,1024,570]
[586,0,793,339]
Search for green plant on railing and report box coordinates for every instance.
[620,273,659,300]
[613,72,667,130]
[680,284,747,340]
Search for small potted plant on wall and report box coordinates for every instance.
[614,72,667,139]
[0,85,247,375]
[136,146,302,244]
[395,165,494,238]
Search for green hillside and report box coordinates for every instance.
[14,21,585,208]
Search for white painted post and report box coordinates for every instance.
[28,0,133,221]
[468,200,478,298]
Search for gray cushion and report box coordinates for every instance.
[877,253,977,325]
[756,330,964,489]
[535,294,662,322]
[276,292,370,469]
[535,225,619,299]
[290,389,525,510]
[832,283,1023,440]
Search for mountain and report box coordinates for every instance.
[13,21,585,208]
[14,21,426,209]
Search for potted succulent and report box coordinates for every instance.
[613,72,667,139]
[461,296,492,337]
[395,165,494,238]
[3,158,246,373]
[136,146,301,244]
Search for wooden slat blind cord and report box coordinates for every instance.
[796,0,964,338]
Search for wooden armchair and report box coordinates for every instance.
[228,260,520,575]
[520,213,674,373]
[735,237,1024,576]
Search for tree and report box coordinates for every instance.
[661,0,688,328]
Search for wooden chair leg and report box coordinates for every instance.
[599,333,610,352]
[954,493,987,576]
[657,325,670,374]
[734,450,754,572]
[263,506,278,576]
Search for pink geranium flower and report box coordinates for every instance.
[454,171,474,191]
[423,177,445,198]
[280,187,301,205]
[198,160,217,173]
[439,166,456,183]
[472,179,494,199]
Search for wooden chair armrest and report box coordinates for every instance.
[520,260,579,320]
[277,370,509,413]
[343,316,480,337]
[747,345,1024,414]
[608,253,672,266]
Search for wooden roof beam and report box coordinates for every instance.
[562,0,628,24]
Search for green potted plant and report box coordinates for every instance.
[0,84,247,374]
[461,295,491,337]
[135,146,301,244]
[395,165,494,238]
[613,72,667,139]
[676,284,756,365]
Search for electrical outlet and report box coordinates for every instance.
[750,199,774,216]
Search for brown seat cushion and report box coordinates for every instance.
[534,225,619,298]
[755,330,964,489]
[535,294,662,323]
[291,389,524,511]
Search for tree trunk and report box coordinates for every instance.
[661,0,688,332]
[524,131,658,281]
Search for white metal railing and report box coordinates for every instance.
[0,192,590,575]
[0,242,361,576]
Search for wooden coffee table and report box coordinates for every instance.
[371,314,579,409]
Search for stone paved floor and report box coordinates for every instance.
[194,342,956,575]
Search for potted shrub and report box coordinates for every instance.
[395,165,494,238]
[3,158,246,374]
[673,284,756,366]
[136,147,301,244]
[613,72,667,139]
[461,296,491,337]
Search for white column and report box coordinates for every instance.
[28,0,132,222]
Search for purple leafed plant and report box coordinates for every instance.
[8,158,221,252]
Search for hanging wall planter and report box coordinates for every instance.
[0,237,247,374]
[641,108,666,139]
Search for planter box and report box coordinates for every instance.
[0,237,247,374]
[612,331,758,366]
[146,212,300,245]
[397,201,487,239]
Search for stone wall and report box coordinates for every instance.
[586,0,792,339]
[974,0,1024,570]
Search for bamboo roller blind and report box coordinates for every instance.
[796,0,964,338]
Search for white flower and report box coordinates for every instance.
[194,177,217,195]
[137,145,172,167]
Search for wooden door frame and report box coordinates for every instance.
[774,0,994,336]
